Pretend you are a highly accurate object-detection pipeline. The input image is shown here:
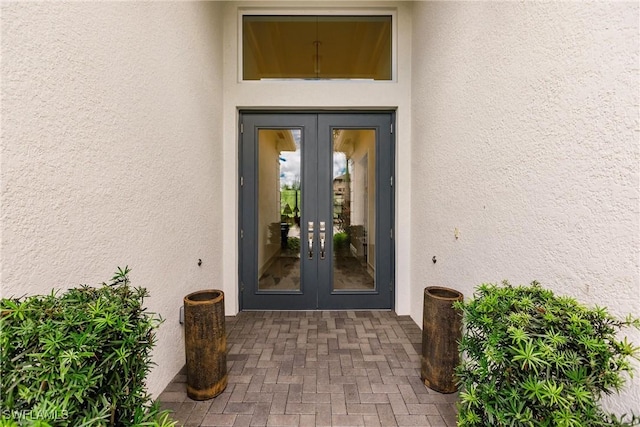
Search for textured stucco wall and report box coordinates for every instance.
[411,1,639,414]
[1,1,224,397]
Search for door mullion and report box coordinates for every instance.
[302,115,319,308]
[316,117,333,308]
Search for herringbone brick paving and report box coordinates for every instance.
[158,311,458,427]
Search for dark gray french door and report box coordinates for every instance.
[239,112,394,310]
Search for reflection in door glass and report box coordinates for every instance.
[258,129,302,291]
[332,129,375,291]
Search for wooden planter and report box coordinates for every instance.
[184,289,227,400]
[420,286,463,394]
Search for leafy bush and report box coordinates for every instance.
[333,232,349,250]
[0,267,175,427]
[455,281,640,427]
[286,237,300,252]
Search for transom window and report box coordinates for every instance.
[242,15,392,81]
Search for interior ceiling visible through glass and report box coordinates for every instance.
[243,15,392,80]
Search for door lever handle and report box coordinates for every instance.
[308,222,314,259]
[320,232,326,259]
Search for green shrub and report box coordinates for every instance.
[333,232,349,250]
[0,267,175,427]
[287,237,300,252]
[455,281,640,427]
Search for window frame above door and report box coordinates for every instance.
[237,7,398,83]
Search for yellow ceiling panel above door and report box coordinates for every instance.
[243,15,392,81]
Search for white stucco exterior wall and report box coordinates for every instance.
[4,0,638,412]
[1,1,225,397]
[411,1,639,414]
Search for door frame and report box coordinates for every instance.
[238,110,396,310]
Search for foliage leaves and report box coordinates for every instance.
[455,281,640,427]
[0,267,176,426]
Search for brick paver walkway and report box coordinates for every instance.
[158,311,458,426]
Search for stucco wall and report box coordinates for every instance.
[411,1,639,414]
[1,1,224,397]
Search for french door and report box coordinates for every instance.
[239,112,394,310]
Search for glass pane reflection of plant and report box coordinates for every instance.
[332,129,375,291]
[258,129,302,291]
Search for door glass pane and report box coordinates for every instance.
[258,129,302,291]
[243,16,392,80]
[332,129,375,291]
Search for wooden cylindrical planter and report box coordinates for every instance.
[184,289,227,400]
[421,286,464,394]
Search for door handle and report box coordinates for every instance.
[319,221,326,259]
[308,222,314,259]
[320,232,326,259]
